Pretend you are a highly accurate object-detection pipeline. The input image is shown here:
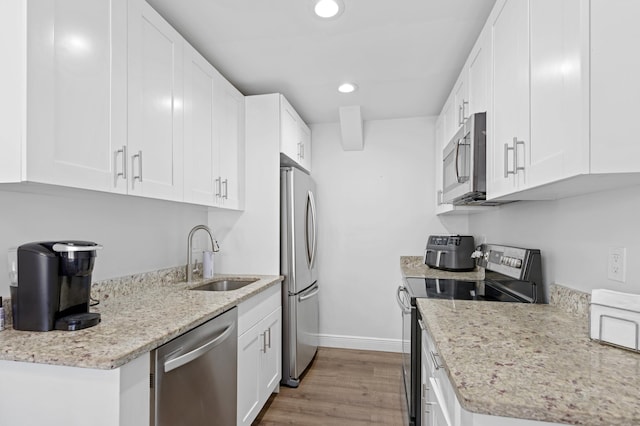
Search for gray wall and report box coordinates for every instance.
[467,185,640,295]
[0,184,208,297]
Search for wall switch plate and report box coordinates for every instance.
[608,247,626,283]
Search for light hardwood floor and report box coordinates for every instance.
[254,347,408,426]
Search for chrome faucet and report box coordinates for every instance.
[186,225,220,282]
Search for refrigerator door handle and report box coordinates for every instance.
[298,286,320,302]
[306,190,318,270]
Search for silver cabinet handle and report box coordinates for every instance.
[430,350,443,370]
[462,100,468,123]
[164,323,235,373]
[215,177,221,198]
[514,138,525,174]
[504,142,516,178]
[267,327,271,349]
[222,179,228,200]
[458,105,463,126]
[114,145,127,184]
[132,150,143,186]
[418,319,426,331]
[301,142,305,159]
[262,331,268,353]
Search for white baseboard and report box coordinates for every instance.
[318,334,402,353]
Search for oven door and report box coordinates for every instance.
[397,285,417,424]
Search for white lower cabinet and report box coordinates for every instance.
[420,316,562,426]
[237,284,282,426]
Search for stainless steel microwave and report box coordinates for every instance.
[442,112,488,205]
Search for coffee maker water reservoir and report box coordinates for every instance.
[13,241,102,331]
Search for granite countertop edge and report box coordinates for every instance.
[416,299,640,425]
[0,274,283,370]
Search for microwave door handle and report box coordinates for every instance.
[454,140,461,183]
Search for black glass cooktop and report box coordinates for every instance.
[404,277,532,304]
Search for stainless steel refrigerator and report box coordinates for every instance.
[280,166,319,388]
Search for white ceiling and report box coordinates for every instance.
[146,0,496,124]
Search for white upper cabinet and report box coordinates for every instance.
[2,0,245,208]
[590,0,640,174]
[487,0,530,199]
[216,76,245,210]
[485,0,640,201]
[280,95,312,173]
[127,0,184,202]
[3,0,127,192]
[453,73,468,130]
[183,43,219,206]
[467,25,490,116]
[528,0,588,188]
[183,43,245,210]
[440,92,457,145]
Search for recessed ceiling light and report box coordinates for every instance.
[338,83,358,93]
[314,0,343,19]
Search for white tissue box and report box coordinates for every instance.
[590,289,640,351]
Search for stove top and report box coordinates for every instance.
[403,277,530,303]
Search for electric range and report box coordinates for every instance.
[397,243,545,426]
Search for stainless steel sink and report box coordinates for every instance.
[190,279,258,292]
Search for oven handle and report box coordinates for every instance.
[396,286,411,314]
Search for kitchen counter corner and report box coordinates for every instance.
[417,298,640,425]
[400,255,484,280]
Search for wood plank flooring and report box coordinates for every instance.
[253,347,408,426]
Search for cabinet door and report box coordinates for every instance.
[183,43,218,206]
[260,307,282,397]
[280,96,300,163]
[528,0,587,187]
[488,0,529,199]
[237,323,262,426]
[590,0,640,173]
[298,123,312,172]
[467,25,490,115]
[453,73,468,128]
[26,0,127,193]
[128,0,184,201]
[441,94,457,144]
[217,77,245,210]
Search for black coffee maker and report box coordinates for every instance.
[13,241,102,331]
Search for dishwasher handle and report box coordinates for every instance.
[164,323,235,373]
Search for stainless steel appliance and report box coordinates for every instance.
[397,244,545,426]
[13,241,102,331]
[281,166,319,388]
[150,307,237,426]
[442,112,492,205]
[423,235,475,272]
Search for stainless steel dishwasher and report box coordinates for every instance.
[150,307,237,426]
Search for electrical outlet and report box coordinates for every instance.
[608,247,626,283]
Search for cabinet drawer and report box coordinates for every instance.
[238,283,281,335]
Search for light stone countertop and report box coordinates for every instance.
[0,273,283,370]
[417,299,640,425]
[400,255,484,280]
